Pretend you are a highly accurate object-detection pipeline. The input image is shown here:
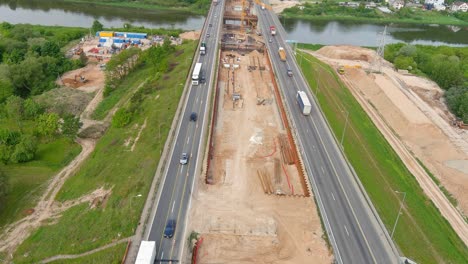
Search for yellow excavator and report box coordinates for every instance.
[337,65,362,75]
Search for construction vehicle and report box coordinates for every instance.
[297,91,312,115]
[200,42,206,55]
[338,64,362,75]
[270,26,276,36]
[278,47,286,62]
[135,241,156,264]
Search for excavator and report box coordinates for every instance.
[337,65,362,75]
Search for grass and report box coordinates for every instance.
[46,243,126,263]
[296,50,468,263]
[13,40,196,263]
[0,137,81,229]
[92,68,150,120]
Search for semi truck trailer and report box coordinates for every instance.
[135,241,156,264]
[192,62,202,85]
[296,91,312,115]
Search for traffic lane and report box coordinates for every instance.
[279,69,373,263]
[149,80,199,253]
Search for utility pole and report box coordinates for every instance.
[391,191,407,239]
[340,110,349,148]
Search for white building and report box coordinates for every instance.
[425,0,445,5]
[451,1,468,12]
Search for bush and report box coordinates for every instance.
[112,108,132,128]
[10,135,37,163]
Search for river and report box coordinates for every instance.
[0,0,466,47]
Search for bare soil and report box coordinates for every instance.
[188,49,331,263]
[58,64,105,93]
[269,0,300,13]
[180,31,201,41]
[311,45,468,245]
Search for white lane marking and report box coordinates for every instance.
[186,137,190,144]
[331,192,336,201]
[160,251,164,262]
[344,225,350,236]
[321,166,325,174]
[172,201,175,213]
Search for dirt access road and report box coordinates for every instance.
[311,46,468,245]
[187,49,331,263]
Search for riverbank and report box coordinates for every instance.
[282,4,468,26]
[63,0,209,15]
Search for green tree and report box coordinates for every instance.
[398,44,417,57]
[92,20,104,34]
[0,169,8,212]
[112,108,132,128]
[0,144,12,164]
[394,56,417,71]
[36,112,59,137]
[431,59,463,89]
[23,98,43,120]
[0,78,13,103]
[10,135,37,163]
[40,41,61,58]
[61,114,83,139]
[445,85,468,122]
[5,95,24,119]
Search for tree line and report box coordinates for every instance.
[385,44,468,123]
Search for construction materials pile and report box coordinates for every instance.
[278,134,294,165]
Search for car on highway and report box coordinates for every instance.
[200,74,206,84]
[287,69,293,77]
[209,23,212,27]
[206,33,210,38]
[269,38,272,43]
[164,219,176,238]
[180,152,189,165]
[190,112,198,121]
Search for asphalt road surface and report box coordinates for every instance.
[256,4,400,264]
[146,1,225,263]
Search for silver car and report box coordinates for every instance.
[180,153,189,165]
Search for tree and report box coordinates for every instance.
[445,85,468,122]
[398,44,417,57]
[61,114,82,139]
[40,41,61,58]
[36,112,59,137]
[0,169,8,212]
[92,20,104,34]
[5,95,24,119]
[394,56,417,71]
[431,59,463,89]
[23,98,43,120]
[0,78,14,103]
[10,135,37,163]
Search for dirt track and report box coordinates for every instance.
[309,46,468,246]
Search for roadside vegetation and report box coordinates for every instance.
[296,50,468,263]
[0,22,87,228]
[385,44,468,122]
[12,40,196,263]
[283,1,468,26]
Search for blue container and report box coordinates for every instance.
[95,31,100,36]
[99,38,107,43]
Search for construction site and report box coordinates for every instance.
[188,0,331,262]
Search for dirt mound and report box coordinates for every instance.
[58,64,105,93]
[35,87,93,116]
[316,45,378,62]
[180,30,200,40]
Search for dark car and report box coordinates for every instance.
[190,112,198,121]
[200,74,206,84]
[164,219,176,238]
[287,69,293,77]
[209,23,212,27]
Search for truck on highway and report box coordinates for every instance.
[296,91,312,115]
[270,26,276,36]
[192,62,202,85]
[135,241,156,264]
[278,47,286,62]
[200,42,206,55]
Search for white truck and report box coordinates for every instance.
[200,42,206,55]
[192,62,202,85]
[135,241,156,264]
[296,91,312,115]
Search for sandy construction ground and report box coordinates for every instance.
[188,50,331,263]
[311,45,468,244]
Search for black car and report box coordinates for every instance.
[164,219,176,238]
[200,75,206,84]
[209,23,212,27]
[190,112,198,121]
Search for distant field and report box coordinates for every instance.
[296,50,468,263]
[0,138,81,228]
[13,40,196,263]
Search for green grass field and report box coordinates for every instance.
[0,138,81,229]
[13,41,196,263]
[45,243,126,263]
[296,50,468,263]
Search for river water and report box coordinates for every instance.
[0,0,466,47]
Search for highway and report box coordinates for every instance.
[145,0,225,262]
[256,4,400,264]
